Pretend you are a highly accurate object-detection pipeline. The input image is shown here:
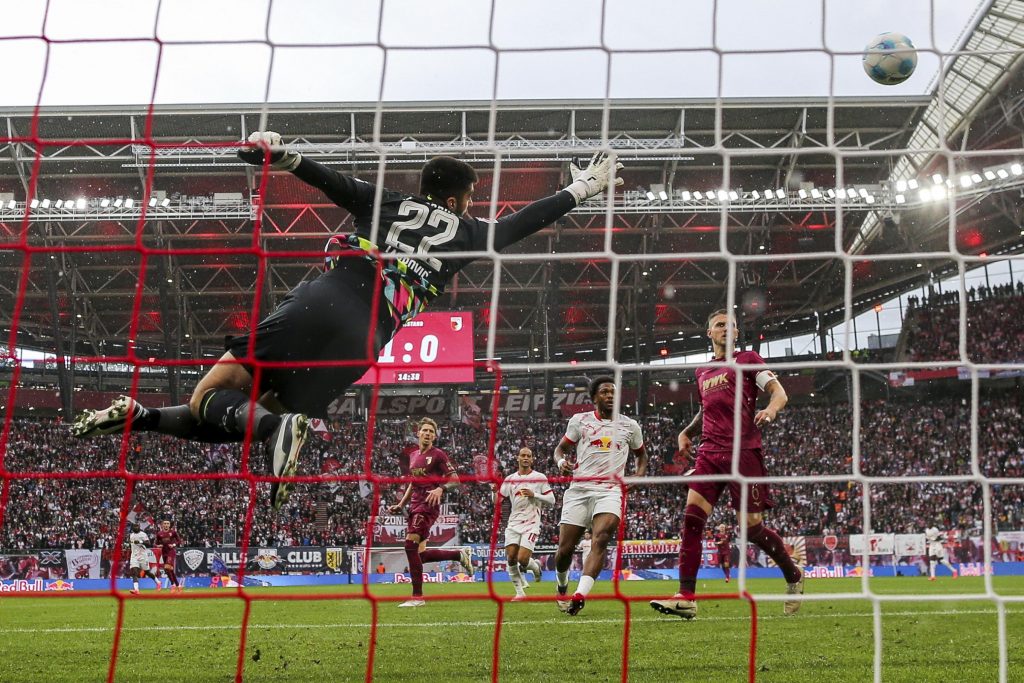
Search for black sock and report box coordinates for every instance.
[198,389,280,441]
[148,404,245,443]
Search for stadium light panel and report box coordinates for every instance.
[972,173,983,183]
[846,188,857,199]
[931,173,943,185]
[149,197,157,207]
[810,188,821,198]
[997,169,1009,179]
[907,179,919,190]
[75,198,86,210]
[865,196,875,204]
[919,188,932,201]
[896,179,908,192]
[41,199,50,208]
[775,189,785,199]
[645,191,656,201]
[29,198,38,208]
[984,170,996,180]
[857,188,869,198]
[826,189,835,198]
[125,198,134,208]
[54,200,63,209]
[728,190,738,201]
[895,194,906,204]
[693,191,703,200]
[64,199,73,208]
[658,190,668,201]
[751,190,760,199]
[100,198,110,208]
[680,190,691,201]
[717,190,728,201]
[1012,163,1023,176]
[5,200,13,210]
[960,174,973,187]
[798,189,807,199]
[161,198,171,207]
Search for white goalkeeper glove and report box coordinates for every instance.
[563,152,623,205]
[237,131,301,172]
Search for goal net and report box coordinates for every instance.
[0,1,1022,682]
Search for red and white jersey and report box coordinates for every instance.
[563,411,644,491]
[500,470,554,534]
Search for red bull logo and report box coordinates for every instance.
[448,572,476,583]
[588,436,612,451]
[0,579,44,592]
[45,579,74,591]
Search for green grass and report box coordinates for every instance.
[1,576,1023,682]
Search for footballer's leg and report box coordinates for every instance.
[651,488,712,620]
[519,547,542,584]
[568,511,619,616]
[554,523,585,612]
[506,544,526,599]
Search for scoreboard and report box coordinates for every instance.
[355,311,475,385]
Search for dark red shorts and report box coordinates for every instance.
[161,550,176,567]
[688,448,774,512]
[406,508,439,539]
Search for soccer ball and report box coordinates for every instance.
[863,32,917,85]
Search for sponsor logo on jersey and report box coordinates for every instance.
[588,436,613,451]
[701,372,730,393]
[183,549,205,571]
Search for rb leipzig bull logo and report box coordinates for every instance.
[589,436,612,451]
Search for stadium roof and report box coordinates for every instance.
[2,1,1024,386]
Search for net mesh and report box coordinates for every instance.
[1,1,1023,681]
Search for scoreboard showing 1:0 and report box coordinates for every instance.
[355,311,475,385]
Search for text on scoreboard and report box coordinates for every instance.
[356,311,474,385]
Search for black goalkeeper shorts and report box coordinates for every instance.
[225,261,394,418]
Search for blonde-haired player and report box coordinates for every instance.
[498,447,554,600]
[925,526,958,580]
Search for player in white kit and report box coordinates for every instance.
[498,447,555,600]
[127,524,162,594]
[925,526,958,580]
[552,376,647,615]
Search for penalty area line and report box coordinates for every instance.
[0,606,1019,635]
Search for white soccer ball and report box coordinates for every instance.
[863,32,917,85]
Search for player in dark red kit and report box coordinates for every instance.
[388,417,472,607]
[715,524,733,583]
[155,520,184,593]
[651,309,803,619]
[73,134,622,513]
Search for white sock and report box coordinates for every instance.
[556,570,569,588]
[528,558,541,575]
[508,564,525,595]
[929,564,935,578]
[943,560,955,573]
[132,580,139,591]
[576,575,595,597]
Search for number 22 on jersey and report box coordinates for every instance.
[384,200,460,271]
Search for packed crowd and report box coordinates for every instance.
[903,288,1024,363]
[1,389,1021,552]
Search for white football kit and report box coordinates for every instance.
[500,470,555,552]
[128,532,150,569]
[925,527,947,560]
[559,410,644,527]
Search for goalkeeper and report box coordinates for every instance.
[74,135,622,510]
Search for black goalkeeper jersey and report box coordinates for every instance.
[292,157,576,317]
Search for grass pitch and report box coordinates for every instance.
[1,576,1022,682]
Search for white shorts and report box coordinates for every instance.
[129,555,147,570]
[928,544,947,561]
[504,527,540,552]
[559,487,622,528]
